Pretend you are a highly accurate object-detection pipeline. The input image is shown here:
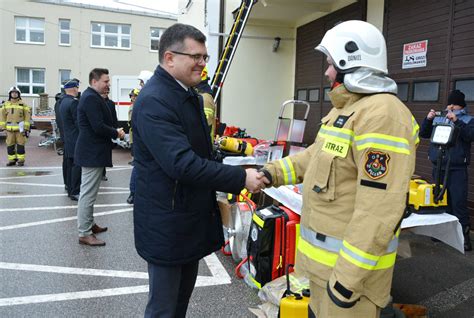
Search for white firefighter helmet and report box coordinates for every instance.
[8,86,22,100]
[8,86,21,94]
[138,70,153,85]
[315,20,388,74]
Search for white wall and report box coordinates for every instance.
[0,0,175,106]
[367,0,385,31]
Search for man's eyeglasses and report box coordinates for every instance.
[171,51,210,63]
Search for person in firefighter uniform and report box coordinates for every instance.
[259,21,419,317]
[0,87,31,166]
[194,66,216,142]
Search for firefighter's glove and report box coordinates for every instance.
[24,130,30,138]
[327,275,360,308]
[258,168,273,187]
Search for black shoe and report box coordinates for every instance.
[6,161,16,167]
[17,161,24,166]
[127,193,134,204]
[102,176,108,181]
[69,194,80,201]
[463,226,472,252]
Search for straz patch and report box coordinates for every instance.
[322,139,349,158]
[364,151,390,180]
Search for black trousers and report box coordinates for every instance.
[433,167,469,227]
[65,157,81,196]
[145,260,199,318]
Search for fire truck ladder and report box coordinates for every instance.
[211,0,257,103]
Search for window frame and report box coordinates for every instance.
[15,16,45,45]
[150,27,165,52]
[454,78,474,102]
[59,69,71,91]
[16,67,46,96]
[412,81,440,102]
[396,82,410,102]
[59,18,71,46]
[90,22,131,50]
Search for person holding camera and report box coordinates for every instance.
[419,89,474,251]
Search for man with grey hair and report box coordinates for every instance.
[132,23,264,317]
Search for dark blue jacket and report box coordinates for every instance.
[105,98,118,128]
[75,87,118,167]
[59,94,79,158]
[132,66,246,266]
[419,110,474,168]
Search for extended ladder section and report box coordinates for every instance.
[211,0,257,103]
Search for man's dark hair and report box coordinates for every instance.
[159,23,206,63]
[89,68,109,84]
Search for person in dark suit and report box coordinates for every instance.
[59,78,82,201]
[101,90,119,181]
[75,68,125,246]
[132,23,264,317]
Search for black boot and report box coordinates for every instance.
[463,226,472,252]
[127,193,134,204]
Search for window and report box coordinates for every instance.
[150,27,165,51]
[308,89,319,102]
[455,79,474,102]
[413,82,439,102]
[323,87,331,102]
[297,89,307,101]
[16,68,45,95]
[59,69,71,90]
[91,22,131,49]
[15,17,45,44]
[396,83,409,102]
[59,19,71,45]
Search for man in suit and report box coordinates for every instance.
[132,23,264,317]
[75,68,125,246]
[59,78,81,201]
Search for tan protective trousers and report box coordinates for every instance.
[310,281,381,318]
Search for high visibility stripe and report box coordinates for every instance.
[300,226,342,253]
[204,108,214,116]
[24,122,31,129]
[6,125,20,131]
[16,154,25,160]
[412,116,420,145]
[319,125,354,144]
[0,121,5,126]
[298,225,398,270]
[4,105,26,110]
[7,155,16,161]
[298,238,339,267]
[278,157,296,185]
[355,133,410,155]
[249,275,262,289]
[252,213,264,228]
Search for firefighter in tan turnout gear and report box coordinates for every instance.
[0,87,31,166]
[259,21,419,317]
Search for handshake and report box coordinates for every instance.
[245,168,271,193]
[116,128,125,139]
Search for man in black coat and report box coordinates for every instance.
[132,23,264,317]
[59,78,81,201]
[75,68,125,246]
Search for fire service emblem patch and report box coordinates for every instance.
[364,151,390,180]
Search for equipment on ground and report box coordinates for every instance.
[268,100,310,161]
[406,178,447,215]
[227,198,255,262]
[236,205,300,289]
[279,264,313,318]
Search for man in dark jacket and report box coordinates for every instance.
[59,78,81,201]
[132,23,264,317]
[75,68,125,246]
[420,89,474,251]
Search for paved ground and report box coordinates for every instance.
[0,130,473,317]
